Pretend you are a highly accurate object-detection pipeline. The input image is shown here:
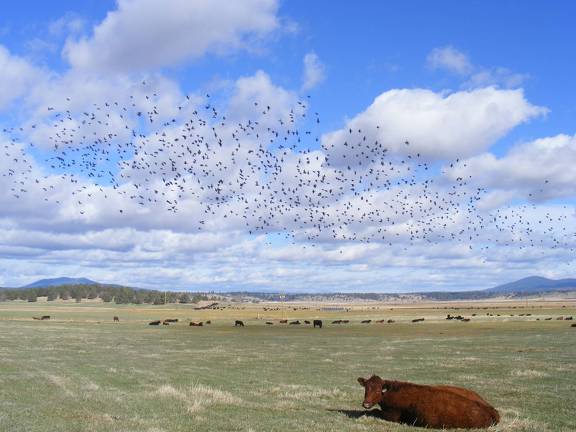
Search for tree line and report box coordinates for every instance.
[0,284,210,305]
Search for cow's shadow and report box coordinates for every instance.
[328,409,384,419]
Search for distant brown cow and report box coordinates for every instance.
[361,320,372,324]
[235,320,245,327]
[189,321,203,326]
[290,320,301,325]
[279,319,288,324]
[113,316,119,322]
[358,375,499,429]
[149,320,161,325]
[571,323,576,328]
[164,318,178,323]
[40,315,51,320]
[205,320,211,324]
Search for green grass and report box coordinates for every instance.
[0,301,574,431]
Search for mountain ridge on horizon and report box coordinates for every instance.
[21,277,100,289]
[15,275,576,295]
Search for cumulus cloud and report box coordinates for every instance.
[0,46,45,111]
[427,45,529,89]
[227,70,300,124]
[0,19,574,292]
[301,52,325,91]
[322,87,546,160]
[63,0,280,72]
[447,134,576,204]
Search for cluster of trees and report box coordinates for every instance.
[0,284,210,305]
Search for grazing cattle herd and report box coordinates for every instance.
[29,313,573,329]
[358,375,500,429]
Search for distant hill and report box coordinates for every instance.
[485,276,576,294]
[21,277,99,288]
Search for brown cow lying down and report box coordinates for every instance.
[358,376,499,429]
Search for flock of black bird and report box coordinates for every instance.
[2,83,574,253]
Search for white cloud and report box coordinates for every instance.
[63,0,280,72]
[447,134,576,203]
[0,46,44,111]
[427,46,473,75]
[0,32,574,293]
[301,52,325,91]
[227,70,300,124]
[465,67,529,89]
[322,87,546,160]
[427,46,529,89]
[49,14,86,36]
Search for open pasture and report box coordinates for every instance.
[0,300,574,432]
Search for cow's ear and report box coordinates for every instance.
[357,377,366,386]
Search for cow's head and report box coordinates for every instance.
[357,375,385,409]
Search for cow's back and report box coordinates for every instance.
[435,385,500,425]
[382,383,499,429]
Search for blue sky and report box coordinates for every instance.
[0,1,575,291]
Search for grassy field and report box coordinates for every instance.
[0,300,574,432]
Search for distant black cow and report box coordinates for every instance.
[266,321,274,325]
[565,316,573,321]
[290,320,301,325]
[313,319,322,328]
[361,320,372,324]
[387,319,395,323]
[162,321,170,325]
[571,323,576,328]
[342,320,350,323]
[412,318,425,323]
[164,318,178,323]
[40,315,51,320]
[205,320,211,324]
[149,320,161,325]
[304,320,311,324]
[113,316,119,322]
[332,320,342,324]
[235,320,245,327]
